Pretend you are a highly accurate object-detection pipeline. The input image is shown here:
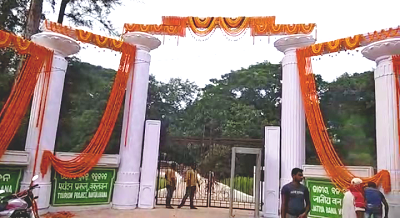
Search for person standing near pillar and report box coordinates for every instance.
[280,168,310,218]
[165,163,177,209]
[342,178,365,218]
[178,163,199,209]
[364,182,389,218]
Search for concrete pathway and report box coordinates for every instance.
[69,207,255,218]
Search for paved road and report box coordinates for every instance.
[68,207,255,218]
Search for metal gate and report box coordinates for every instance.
[155,136,264,210]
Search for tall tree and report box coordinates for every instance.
[24,0,43,39]
[49,0,122,35]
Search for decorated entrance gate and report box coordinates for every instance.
[155,136,264,210]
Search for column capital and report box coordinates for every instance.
[31,32,80,57]
[274,34,315,54]
[362,38,400,63]
[123,32,161,52]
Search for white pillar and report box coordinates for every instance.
[362,38,400,216]
[20,32,80,212]
[274,35,315,187]
[138,120,161,209]
[262,126,280,218]
[112,32,161,209]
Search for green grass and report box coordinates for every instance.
[221,176,254,195]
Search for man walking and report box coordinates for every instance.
[178,163,199,209]
[281,168,310,218]
[364,182,389,218]
[165,163,177,209]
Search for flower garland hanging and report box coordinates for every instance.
[123,16,316,38]
[219,17,249,37]
[392,55,400,160]
[296,48,391,193]
[0,30,53,159]
[40,43,136,178]
[303,26,400,57]
[44,20,126,52]
[187,17,218,37]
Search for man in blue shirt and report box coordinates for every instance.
[281,168,310,218]
[364,182,389,218]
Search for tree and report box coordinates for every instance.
[48,0,122,35]
[24,0,43,39]
[319,71,376,166]
[170,61,282,139]
[55,57,123,153]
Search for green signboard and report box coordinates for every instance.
[0,168,22,198]
[52,168,116,206]
[305,179,344,218]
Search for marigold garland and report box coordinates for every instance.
[124,16,316,38]
[44,20,125,52]
[40,43,136,178]
[304,26,400,56]
[296,48,391,193]
[0,30,53,159]
[392,55,400,159]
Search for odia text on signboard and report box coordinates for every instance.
[0,168,22,197]
[305,179,344,218]
[52,168,116,206]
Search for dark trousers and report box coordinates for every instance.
[179,186,196,207]
[166,185,175,206]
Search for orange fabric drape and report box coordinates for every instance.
[296,48,391,193]
[40,43,136,178]
[392,55,400,158]
[0,30,53,159]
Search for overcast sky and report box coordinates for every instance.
[43,0,400,87]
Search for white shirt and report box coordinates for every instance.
[342,191,357,218]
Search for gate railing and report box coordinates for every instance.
[156,163,264,210]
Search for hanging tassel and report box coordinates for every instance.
[315,25,318,41]
[268,35,270,44]
[163,35,165,45]
[253,36,255,45]
[177,36,179,46]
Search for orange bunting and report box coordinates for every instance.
[124,16,316,38]
[303,35,363,56]
[40,43,136,178]
[0,30,54,159]
[296,48,391,193]
[302,26,400,57]
[44,20,125,52]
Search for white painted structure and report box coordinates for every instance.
[112,32,161,209]
[138,120,161,209]
[302,165,375,179]
[19,32,80,213]
[274,35,315,188]
[261,126,280,218]
[362,38,400,217]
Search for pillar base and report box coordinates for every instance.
[112,182,140,209]
[385,193,400,217]
[20,181,52,210]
